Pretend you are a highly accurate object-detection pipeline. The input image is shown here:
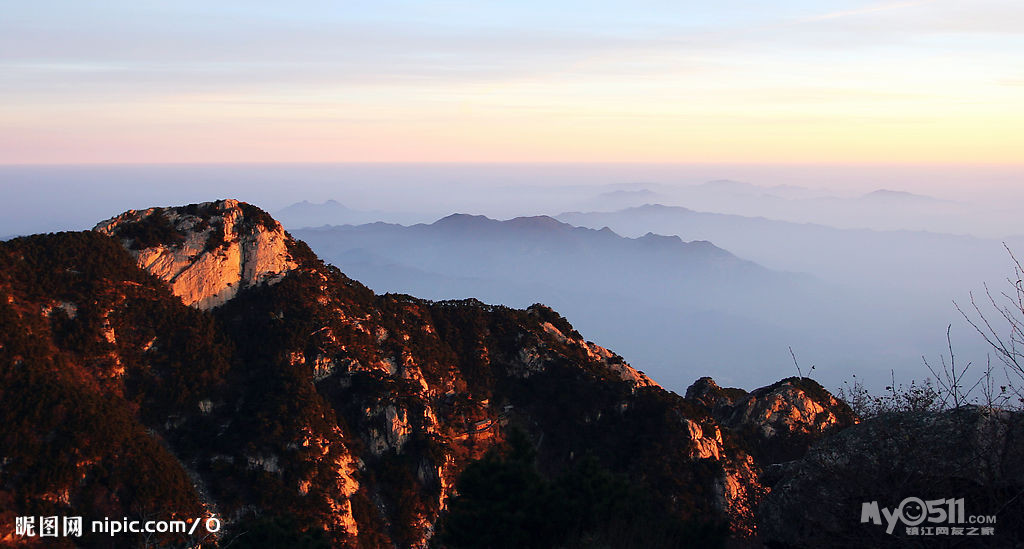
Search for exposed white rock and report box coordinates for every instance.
[539,321,568,343]
[41,301,78,319]
[606,361,659,389]
[713,454,758,516]
[312,354,337,381]
[101,324,117,344]
[402,363,431,394]
[385,405,412,451]
[737,383,838,436]
[247,454,280,473]
[330,450,361,538]
[94,199,298,310]
[140,336,157,352]
[515,346,545,376]
[367,404,413,455]
[583,340,660,388]
[685,419,724,460]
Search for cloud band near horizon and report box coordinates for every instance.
[1,0,1022,164]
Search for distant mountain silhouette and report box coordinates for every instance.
[860,188,943,203]
[296,213,776,289]
[634,181,1003,236]
[598,189,659,200]
[557,203,1011,294]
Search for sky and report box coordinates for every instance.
[1,0,1023,164]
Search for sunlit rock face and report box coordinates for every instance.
[94,199,297,309]
[687,376,858,464]
[537,316,660,389]
[727,378,853,440]
[674,376,860,536]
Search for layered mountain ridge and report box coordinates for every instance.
[290,212,820,391]
[0,200,855,548]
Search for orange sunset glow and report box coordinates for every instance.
[2,1,1022,165]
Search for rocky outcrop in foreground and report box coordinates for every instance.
[94,199,297,309]
[761,407,1024,548]
[688,376,858,464]
[2,200,857,548]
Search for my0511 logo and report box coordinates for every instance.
[861,498,997,536]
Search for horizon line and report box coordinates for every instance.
[2,160,1023,168]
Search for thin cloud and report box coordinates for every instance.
[796,0,937,23]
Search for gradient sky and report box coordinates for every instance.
[2,1,1022,164]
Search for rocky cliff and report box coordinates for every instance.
[0,200,855,548]
[94,199,297,309]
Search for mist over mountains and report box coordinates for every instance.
[289,211,984,393]
[1,163,1018,393]
[293,215,817,392]
[2,163,1021,239]
[558,204,1022,298]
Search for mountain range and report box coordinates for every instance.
[0,199,859,548]
[289,210,998,392]
[290,214,830,391]
[557,203,1021,295]
[5,199,1023,547]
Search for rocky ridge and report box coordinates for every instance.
[687,376,857,464]
[0,200,856,548]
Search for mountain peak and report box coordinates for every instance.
[631,203,694,214]
[861,189,937,202]
[639,231,682,242]
[505,215,567,229]
[432,213,492,226]
[94,199,298,309]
